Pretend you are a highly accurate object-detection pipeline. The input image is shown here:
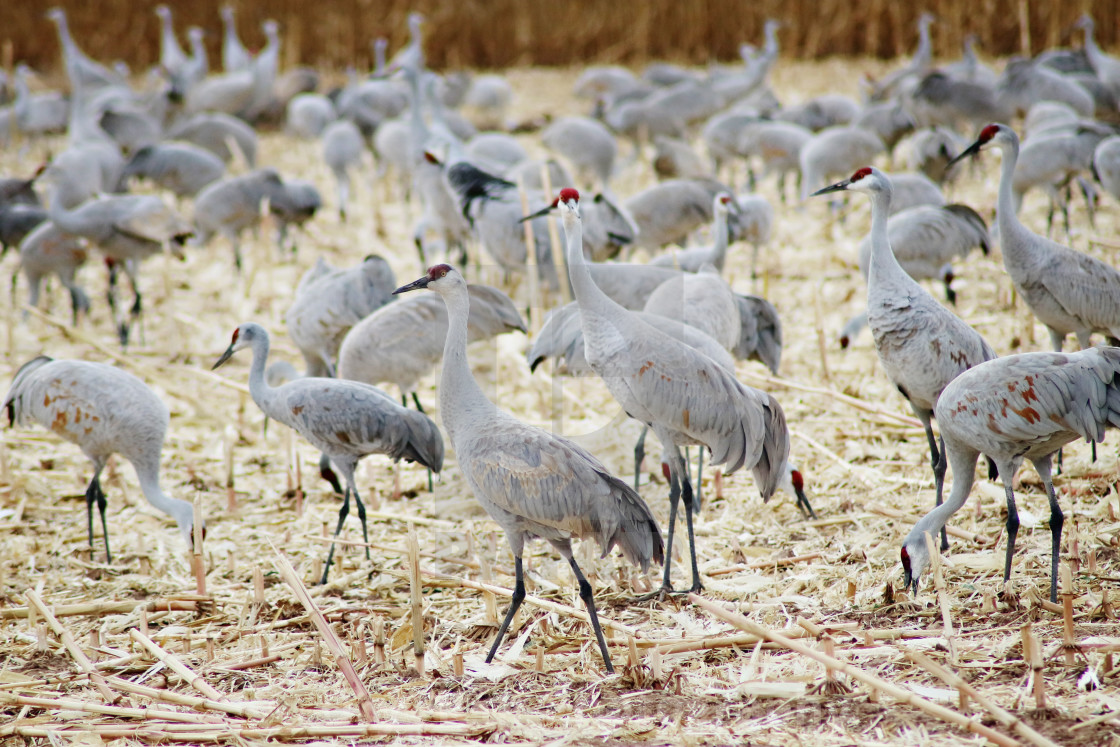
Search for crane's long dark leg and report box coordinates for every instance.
[320,487,352,584]
[568,556,614,673]
[680,467,703,594]
[1035,458,1064,604]
[485,555,525,663]
[918,413,949,552]
[694,447,704,513]
[659,460,682,595]
[633,426,648,490]
[319,452,344,495]
[85,466,111,563]
[411,392,425,414]
[352,486,371,561]
[999,471,1021,595]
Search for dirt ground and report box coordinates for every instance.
[0,60,1118,745]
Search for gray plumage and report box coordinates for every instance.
[219,5,251,73]
[799,126,886,201]
[955,124,1120,351]
[0,204,46,255]
[286,93,337,139]
[562,189,789,594]
[643,265,741,352]
[623,178,728,251]
[814,167,995,552]
[322,119,365,220]
[393,265,662,673]
[649,193,733,273]
[121,143,226,198]
[528,301,735,377]
[733,294,783,374]
[213,323,443,583]
[192,168,294,268]
[285,255,397,378]
[167,112,258,167]
[338,283,526,398]
[902,347,1120,603]
[4,356,196,560]
[884,171,945,215]
[15,219,90,323]
[857,203,990,305]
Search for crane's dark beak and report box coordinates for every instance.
[811,179,849,197]
[393,276,430,294]
[212,346,235,370]
[900,547,918,596]
[947,139,984,168]
[519,204,555,223]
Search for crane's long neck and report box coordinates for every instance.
[373,40,387,76]
[914,20,932,68]
[45,186,91,234]
[563,210,621,318]
[993,139,1031,262]
[160,16,180,61]
[438,283,494,442]
[54,15,77,60]
[708,208,730,271]
[245,334,283,420]
[406,67,428,161]
[132,453,194,540]
[907,440,977,547]
[865,188,912,294]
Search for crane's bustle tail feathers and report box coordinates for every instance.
[593,471,664,573]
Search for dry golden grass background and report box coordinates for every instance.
[1,0,1119,72]
[0,46,1118,747]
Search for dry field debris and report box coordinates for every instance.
[0,62,1118,745]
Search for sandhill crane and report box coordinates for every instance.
[735,120,813,201]
[904,128,964,184]
[852,101,915,155]
[154,5,187,77]
[560,188,789,594]
[15,220,90,323]
[4,356,198,560]
[777,94,860,132]
[240,20,281,123]
[46,7,126,93]
[338,282,525,409]
[465,133,528,174]
[286,93,336,138]
[285,254,397,378]
[446,162,559,289]
[520,191,637,263]
[904,71,1010,132]
[650,193,733,273]
[814,168,996,551]
[866,12,935,101]
[269,179,321,255]
[732,194,773,278]
[574,66,643,101]
[322,119,365,221]
[219,5,251,73]
[996,59,1094,119]
[43,184,192,346]
[542,116,617,190]
[213,323,443,583]
[178,27,209,92]
[121,143,226,198]
[193,168,303,267]
[952,124,1120,350]
[394,264,662,673]
[885,171,945,215]
[12,65,69,136]
[412,152,473,267]
[800,126,886,202]
[167,112,259,166]
[623,178,729,251]
[941,35,998,87]
[901,347,1120,603]
[1010,123,1109,235]
[387,12,426,74]
[644,265,740,351]
[1076,14,1120,95]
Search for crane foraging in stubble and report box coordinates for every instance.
[4,357,198,562]
[901,347,1120,603]
[393,265,663,674]
[559,188,789,595]
[212,323,443,584]
[949,124,1120,353]
[813,168,996,552]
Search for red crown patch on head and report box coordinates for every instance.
[851,167,873,181]
[979,124,1000,142]
[231,328,240,343]
[719,194,733,204]
[790,468,803,493]
[427,263,453,280]
[559,188,580,203]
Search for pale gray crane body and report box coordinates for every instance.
[321,118,365,220]
[394,264,662,673]
[953,124,1120,351]
[13,64,69,136]
[799,126,886,201]
[16,219,90,323]
[285,254,397,378]
[561,188,789,594]
[167,112,259,166]
[814,168,995,550]
[643,265,741,351]
[286,93,337,138]
[338,283,525,406]
[121,143,226,198]
[649,193,733,273]
[542,116,617,190]
[902,347,1120,602]
[623,178,728,251]
[213,323,443,583]
[4,356,197,560]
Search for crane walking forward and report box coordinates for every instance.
[394,264,662,673]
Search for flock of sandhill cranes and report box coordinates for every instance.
[3,6,1120,671]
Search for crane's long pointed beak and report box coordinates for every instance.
[393,276,430,294]
[519,205,555,223]
[810,180,849,197]
[212,346,235,370]
[947,139,983,168]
